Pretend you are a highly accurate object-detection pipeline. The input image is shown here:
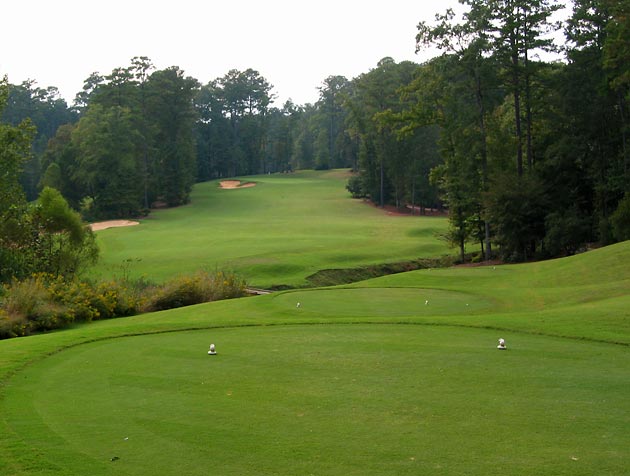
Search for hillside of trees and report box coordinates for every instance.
[2,0,630,277]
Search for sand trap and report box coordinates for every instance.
[220,180,256,189]
[89,220,140,231]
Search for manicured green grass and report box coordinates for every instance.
[91,170,451,288]
[352,241,630,344]
[3,325,629,476]
[1,169,629,475]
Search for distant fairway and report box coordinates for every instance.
[1,169,629,475]
[90,169,451,288]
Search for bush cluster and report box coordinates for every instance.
[141,270,247,312]
[2,275,71,333]
[0,270,247,339]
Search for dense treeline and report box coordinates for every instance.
[2,0,630,269]
[43,59,199,218]
[2,58,443,220]
[0,77,98,283]
[399,0,630,261]
[349,0,629,261]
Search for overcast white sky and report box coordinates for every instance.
[1,0,467,106]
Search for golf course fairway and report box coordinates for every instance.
[1,171,629,475]
[90,170,451,288]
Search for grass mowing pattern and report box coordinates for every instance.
[271,287,494,317]
[4,326,629,476]
[91,170,451,288]
[1,169,629,475]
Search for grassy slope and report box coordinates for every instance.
[91,170,450,288]
[348,241,630,344]
[1,169,629,475]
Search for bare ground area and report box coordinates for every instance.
[89,220,140,231]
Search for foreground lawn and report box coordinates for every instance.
[1,242,629,475]
[3,325,628,476]
[91,169,451,288]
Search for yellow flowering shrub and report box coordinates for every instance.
[0,269,246,339]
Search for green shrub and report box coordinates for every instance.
[30,301,71,331]
[96,280,139,318]
[49,278,139,322]
[142,270,247,313]
[49,279,100,322]
[346,174,368,198]
[142,275,206,312]
[544,209,591,256]
[209,270,248,301]
[611,193,630,242]
[0,269,246,339]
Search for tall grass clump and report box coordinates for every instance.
[0,274,138,339]
[0,269,247,340]
[0,275,68,337]
[141,270,247,312]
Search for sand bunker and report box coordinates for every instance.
[89,220,140,231]
[220,180,256,189]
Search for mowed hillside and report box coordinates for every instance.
[337,240,630,344]
[90,170,451,288]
